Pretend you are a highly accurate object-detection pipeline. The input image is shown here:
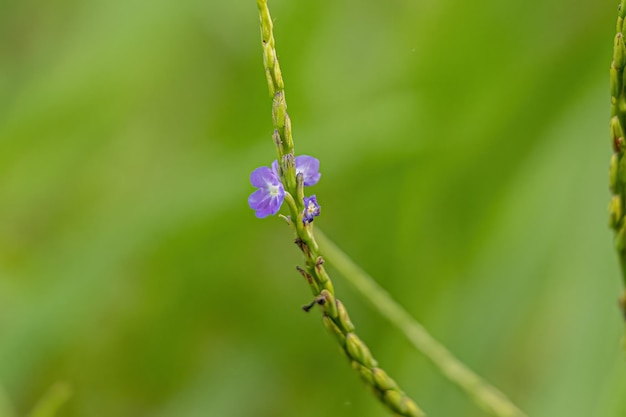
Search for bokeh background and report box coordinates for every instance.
[1,0,625,416]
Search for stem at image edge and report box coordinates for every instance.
[608,0,626,329]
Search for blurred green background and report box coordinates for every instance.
[1,0,625,416]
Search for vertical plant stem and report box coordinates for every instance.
[609,0,626,324]
[315,228,529,417]
[256,1,424,416]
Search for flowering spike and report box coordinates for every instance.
[609,0,626,325]
[254,2,427,416]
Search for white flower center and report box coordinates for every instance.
[268,184,280,197]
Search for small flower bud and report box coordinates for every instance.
[263,42,275,71]
[273,129,283,152]
[264,69,275,97]
[611,116,624,153]
[282,153,295,170]
[610,154,619,194]
[272,92,287,129]
[345,333,378,369]
[282,153,297,190]
[319,290,338,318]
[384,390,409,415]
[403,398,425,417]
[273,61,284,90]
[611,66,621,100]
[296,173,305,204]
[620,152,626,185]
[615,33,626,70]
[351,361,375,386]
[382,392,425,417]
[336,300,355,333]
[260,14,272,45]
[372,368,399,391]
[283,115,293,151]
[322,315,346,347]
[314,257,331,286]
[621,70,626,103]
[610,196,622,230]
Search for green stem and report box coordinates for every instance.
[610,0,626,323]
[256,1,424,416]
[315,228,529,417]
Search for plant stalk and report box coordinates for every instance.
[256,1,424,415]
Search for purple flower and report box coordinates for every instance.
[303,195,321,224]
[248,166,285,218]
[272,155,321,187]
[249,155,321,219]
[295,155,321,186]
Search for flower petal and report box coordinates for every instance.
[302,194,321,224]
[271,160,280,177]
[250,166,280,188]
[248,188,268,209]
[295,155,321,186]
[265,193,285,216]
[248,183,285,218]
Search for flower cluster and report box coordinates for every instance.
[303,195,320,224]
[248,155,321,223]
